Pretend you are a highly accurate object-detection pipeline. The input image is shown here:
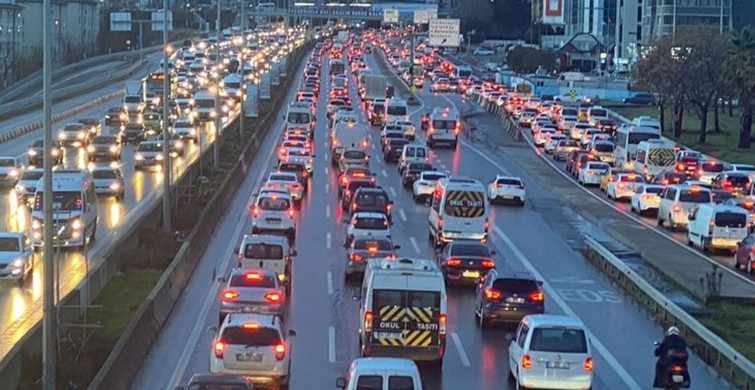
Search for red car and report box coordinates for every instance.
[735,234,755,274]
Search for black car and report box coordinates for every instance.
[622,93,656,105]
[341,180,376,209]
[104,107,127,126]
[344,237,399,279]
[474,270,545,327]
[401,162,434,188]
[596,119,618,133]
[278,161,309,187]
[654,171,687,186]
[437,241,496,285]
[27,139,63,166]
[120,123,146,144]
[711,189,735,204]
[349,187,393,222]
[383,139,409,163]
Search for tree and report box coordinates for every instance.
[506,47,557,74]
[724,27,755,149]
[635,36,687,137]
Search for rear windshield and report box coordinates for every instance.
[287,112,311,124]
[269,174,295,182]
[230,273,277,288]
[0,159,15,166]
[344,151,366,159]
[408,164,433,172]
[715,212,747,228]
[586,163,609,170]
[354,217,387,229]
[679,190,711,203]
[354,239,393,251]
[243,243,283,259]
[561,108,578,116]
[356,192,388,206]
[220,326,281,346]
[422,173,445,181]
[0,237,20,251]
[618,175,644,183]
[93,170,118,179]
[432,120,456,130]
[529,327,588,353]
[726,176,750,186]
[279,163,305,172]
[590,109,607,117]
[389,377,415,390]
[387,105,407,116]
[450,244,490,257]
[258,197,290,211]
[594,143,613,152]
[702,163,724,173]
[492,278,538,293]
[496,178,522,186]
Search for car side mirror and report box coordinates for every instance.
[336,377,347,388]
[291,250,298,256]
[343,242,349,248]
[372,172,377,176]
[736,241,742,247]
[352,294,361,301]
[288,329,297,337]
[393,245,401,250]
[653,341,660,346]
[688,215,695,221]
[490,250,497,255]
[233,247,239,254]
[537,280,544,286]
[216,277,227,283]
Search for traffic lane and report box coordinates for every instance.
[132,54,310,390]
[406,90,734,389]
[32,61,130,97]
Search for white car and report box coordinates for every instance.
[577,161,610,186]
[0,157,24,186]
[509,315,593,390]
[252,190,296,239]
[263,172,304,205]
[133,140,165,170]
[534,128,558,147]
[171,119,198,141]
[92,167,126,201]
[413,171,447,203]
[606,173,646,200]
[630,184,664,216]
[0,232,33,282]
[395,120,416,141]
[544,134,567,154]
[488,175,526,206]
[473,48,494,56]
[344,212,391,245]
[210,313,293,389]
[327,99,347,118]
[15,168,43,204]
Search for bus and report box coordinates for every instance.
[613,125,662,169]
[143,71,170,104]
[454,65,472,80]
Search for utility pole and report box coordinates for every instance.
[42,0,56,385]
[239,0,246,140]
[162,0,172,232]
[214,0,221,170]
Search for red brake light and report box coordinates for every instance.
[265,291,283,303]
[584,357,594,372]
[214,340,225,358]
[672,204,682,213]
[287,208,295,218]
[367,246,378,253]
[522,354,532,369]
[484,289,502,300]
[439,314,447,336]
[673,365,683,373]
[222,290,239,302]
[245,272,262,280]
[365,311,373,332]
[529,290,544,302]
[481,259,495,268]
[278,147,286,155]
[341,176,349,184]
[251,205,261,217]
[445,258,461,266]
[350,253,363,261]
[275,343,286,361]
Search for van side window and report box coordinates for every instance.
[356,375,382,390]
[516,323,529,348]
[388,376,415,390]
[665,188,676,200]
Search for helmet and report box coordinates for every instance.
[667,326,680,336]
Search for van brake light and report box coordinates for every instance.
[439,314,447,336]
[364,311,373,333]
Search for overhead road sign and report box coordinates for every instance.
[428,18,460,47]
[413,9,437,24]
[383,9,399,23]
[151,11,173,31]
[110,12,132,31]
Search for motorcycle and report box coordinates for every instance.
[654,341,691,389]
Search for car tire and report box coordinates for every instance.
[702,238,711,252]
[451,142,457,149]
[747,256,753,274]
[657,215,664,227]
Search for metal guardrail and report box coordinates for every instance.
[586,237,755,390]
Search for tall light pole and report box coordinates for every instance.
[239,0,246,140]
[162,0,172,233]
[42,0,56,385]
[214,0,221,170]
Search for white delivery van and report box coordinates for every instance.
[587,105,609,125]
[31,169,98,248]
[398,144,429,174]
[285,102,314,135]
[658,185,713,231]
[687,204,749,252]
[429,176,488,248]
[192,90,216,121]
[427,107,460,148]
[633,139,677,180]
[359,258,446,367]
[336,358,423,390]
[384,98,408,125]
[613,125,662,169]
[236,234,296,287]
[331,122,368,164]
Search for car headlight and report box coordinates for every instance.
[58,133,66,139]
[87,145,95,153]
[71,218,82,230]
[77,132,85,139]
[175,141,183,149]
[32,220,41,229]
[135,154,144,161]
[156,154,164,161]
[15,184,25,193]
[27,148,37,156]
[12,259,24,268]
[109,183,120,191]
[8,169,18,177]
[50,149,59,156]
[189,128,196,135]
[119,113,126,120]
[109,145,118,153]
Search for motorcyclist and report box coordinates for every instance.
[653,326,689,388]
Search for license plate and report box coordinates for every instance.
[375,332,402,340]
[266,219,281,224]
[462,270,480,278]
[672,375,684,383]
[502,195,514,199]
[236,352,262,362]
[546,361,570,369]
[506,297,525,304]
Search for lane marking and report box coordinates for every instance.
[409,236,421,254]
[327,271,334,295]
[326,233,332,249]
[388,186,397,197]
[325,166,329,175]
[381,169,388,178]
[399,209,407,222]
[325,183,330,194]
[325,204,331,218]
[494,225,642,390]
[450,332,471,367]
[328,326,336,363]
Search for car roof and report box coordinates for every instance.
[242,234,289,245]
[225,312,279,328]
[352,357,419,372]
[230,267,278,278]
[353,212,387,219]
[523,314,586,328]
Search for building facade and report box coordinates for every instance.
[613,0,641,68]
[0,0,23,85]
[641,0,732,42]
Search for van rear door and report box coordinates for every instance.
[240,241,288,284]
[713,211,748,243]
[442,190,487,237]
[371,289,441,352]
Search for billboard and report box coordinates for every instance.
[542,0,564,25]
[428,19,460,47]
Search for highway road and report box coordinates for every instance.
[132,48,734,389]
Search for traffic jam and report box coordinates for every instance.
[206,28,608,390]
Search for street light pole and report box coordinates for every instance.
[42,0,56,384]
[162,0,172,233]
[214,0,221,170]
[239,0,246,140]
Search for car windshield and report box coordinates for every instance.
[702,163,725,173]
[230,273,277,288]
[726,176,750,186]
[354,217,387,229]
[353,239,392,251]
[387,105,407,116]
[269,174,295,182]
[138,143,162,152]
[34,191,81,212]
[243,243,283,259]
[356,192,387,206]
[287,112,310,124]
[93,170,118,179]
[529,327,588,353]
[124,96,141,103]
[628,133,660,144]
[432,120,456,129]
[0,237,20,251]
[496,178,522,186]
[422,173,445,181]
[595,143,613,152]
[93,137,116,144]
[195,99,215,108]
[450,244,489,257]
[679,189,711,203]
[587,163,609,170]
[220,326,281,346]
[21,171,43,181]
[0,159,15,167]
[343,151,366,159]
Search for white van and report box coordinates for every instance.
[192,90,216,121]
[31,169,98,248]
[336,358,423,390]
[285,102,314,135]
[658,185,713,231]
[687,205,749,252]
[384,98,408,125]
[587,105,609,125]
[235,234,296,287]
[427,107,460,148]
[359,258,447,367]
[613,125,661,169]
[429,177,488,248]
[633,139,677,180]
[398,144,429,174]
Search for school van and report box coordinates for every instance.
[337,358,423,390]
[235,234,296,287]
[427,107,460,148]
[687,204,749,252]
[613,125,661,169]
[633,139,677,180]
[384,98,408,125]
[31,169,99,248]
[359,258,447,367]
[428,176,488,248]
